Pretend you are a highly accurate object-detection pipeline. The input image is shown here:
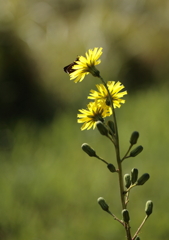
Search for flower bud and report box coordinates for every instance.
[130,145,143,157]
[97,197,109,212]
[107,163,116,173]
[81,143,97,157]
[130,131,139,145]
[122,209,130,223]
[107,120,115,135]
[124,174,131,188]
[131,168,138,184]
[136,173,150,186]
[145,200,153,216]
[135,237,140,240]
[96,121,109,136]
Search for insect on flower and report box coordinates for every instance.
[63,57,79,74]
[64,48,102,82]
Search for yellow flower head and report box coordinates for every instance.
[88,81,127,112]
[77,101,111,130]
[69,47,103,83]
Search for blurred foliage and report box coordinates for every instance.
[1,0,169,107]
[0,0,169,239]
[0,30,60,124]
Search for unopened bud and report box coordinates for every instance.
[81,143,97,157]
[130,145,143,157]
[136,173,150,186]
[124,174,131,188]
[107,163,116,173]
[107,120,115,134]
[96,121,109,136]
[135,237,140,240]
[122,209,130,223]
[97,197,109,212]
[130,131,139,145]
[145,200,153,216]
[131,168,138,184]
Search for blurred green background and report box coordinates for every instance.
[0,0,169,239]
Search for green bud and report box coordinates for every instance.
[131,168,138,184]
[107,163,116,173]
[107,120,115,135]
[145,200,153,216]
[81,143,97,157]
[130,131,139,145]
[122,209,130,223]
[124,174,131,188]
[130,145,143,157]
[96,121,109,136]
[136,173,150,185]
[135,237,140,240]
[97,197,109,212]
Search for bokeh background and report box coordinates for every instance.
[0,0,169,239]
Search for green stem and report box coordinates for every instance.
[108,210,124,226]
[121,144,133,162]
[132,216,148,240]
[96,156,109,165]
[99,76,132,240]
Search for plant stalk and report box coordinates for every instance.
[99,76,132,240]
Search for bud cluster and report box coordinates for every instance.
[129,131,143,157]
[124,168,150,191]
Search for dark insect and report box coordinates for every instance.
[64,57,79,74]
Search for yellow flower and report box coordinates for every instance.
[77,101,111,130]
[88,81,127,112]
[69,47,103,83]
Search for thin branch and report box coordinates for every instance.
[132,215,149,240]
[121,144,133,162]
[108,210,124,227]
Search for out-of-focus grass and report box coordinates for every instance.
[0,85,168,240]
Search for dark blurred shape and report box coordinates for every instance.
[118,55,155,92]
[55,0,84,20]
[0,30,63,125]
